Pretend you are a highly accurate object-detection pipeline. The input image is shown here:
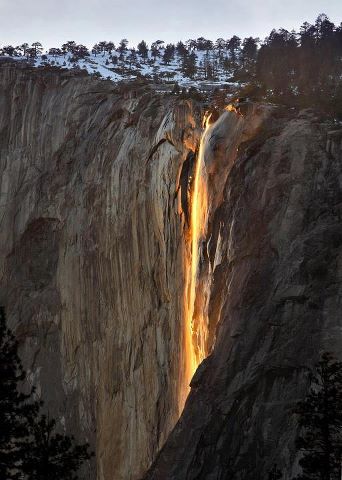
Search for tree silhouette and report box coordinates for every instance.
[0,306,39,478]
[293,352,342,480]
[163,44,175,65]
[0,307,92,479]
[227,35,241,66]
[61,41,76,56]
[21,414,93,480]
[1,12,341,115]
[137,40,149,60]
[31,42,43,57]
[181,52,197,79]
[118,38,129,53]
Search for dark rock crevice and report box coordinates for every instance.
[145,110,342,480]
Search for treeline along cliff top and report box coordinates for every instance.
[1,13,342,116]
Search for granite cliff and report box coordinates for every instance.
[0,62,200,480]
[0,62,342,480]
[146,107,342,479]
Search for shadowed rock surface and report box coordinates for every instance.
[145,109,342,479]
[1,62,342,480]
[0,62,202,480]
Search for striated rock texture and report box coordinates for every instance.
[145,107,342,479]
[0,62,202,480]
[2,62,342,480]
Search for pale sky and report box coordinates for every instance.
[1,0,341,49]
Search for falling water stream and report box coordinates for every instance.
[181,113,213,409]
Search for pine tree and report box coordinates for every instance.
[31,42,43,57]
[92,43,101,56]
[293,352,342,480]
[127,48,138,69]
[19,42,29,57]
[0,307,93,479]
[98,41,108,56]
[21,414,92,480]
[150,41,160,59]
[62,41,77,56]
[163,44,175,65]
[72,44,89,60]
[0,307,39,479]
[1,45,16,56]
[176,41,187,58]
[227,35,241,66]
[151,40,164,60]
[105,42,115,54]
[48,48,62,58]
[118,38,129,53]
[215,38,226,57]
[241,37,258,73]
[181,52,197,79]
[137,40,149,60]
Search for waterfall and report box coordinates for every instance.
[180,113,212,409]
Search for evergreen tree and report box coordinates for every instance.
[21,414,92,480]
[315,13,335,41]
[163,44,175,65]
[221,56,231,75]
[92,43,101,56]
[242,37,258,72]
[215,37,226,56]
[71,44,89,60]
[61,41,77,56]
[19,42,29,57]
[151,41,160,59]
[151,39,164,60]
[181,52,197,79]
[105,42,115,54]
[0,307,38,479]
[0,307,92,479]
[176,41,187,58]
[256,28,299,96]
[1,45,16,56]
[127,48,138,68]
[48,48,62,58]
[196,37,213,51]
[118,38,129,53]
[31,42,43,57]
[186,38,197,50]
[203,51,216,80]
[293,352,342,480]
[98,41,108,55]
[227,35,241,65]
[137,40,149,60]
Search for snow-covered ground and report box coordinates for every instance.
[4,48,240,89]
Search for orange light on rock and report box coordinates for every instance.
[180,113,211,410]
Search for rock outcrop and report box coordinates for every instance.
[145,108,342,479]
[1,62,342,480]
[0,62,201,480]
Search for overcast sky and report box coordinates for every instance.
[1,0,341,49]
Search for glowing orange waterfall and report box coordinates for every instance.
[180,113,212,410]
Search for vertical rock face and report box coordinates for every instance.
[0,63,201,480]
[145,108,342,479]
[2,63,342,480]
